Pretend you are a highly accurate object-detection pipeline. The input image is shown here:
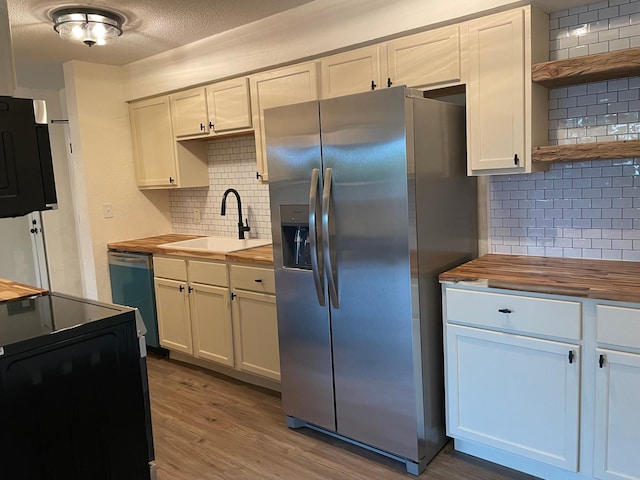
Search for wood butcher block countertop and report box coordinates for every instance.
[0,278,48,303]
[439,254,640,303]
[107,234,274,265]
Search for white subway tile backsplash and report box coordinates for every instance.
[169,136,272,240]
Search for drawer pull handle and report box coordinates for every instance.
[254,279,263,283]
[599,354,605,368]
[498,308,512,314]
[568,350,574,364]
[179,285,184,292]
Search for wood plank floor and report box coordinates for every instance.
[147,354,538,480]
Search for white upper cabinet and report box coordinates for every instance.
[466,6,548,175]
[206,77,252,133]
[250,62,319,182]
[129,95,208,189]
[170,87,209,137]
[169,79,252,139]
[320,45,386,98]
[387,24,465,90]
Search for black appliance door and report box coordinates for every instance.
[0,97,47,217]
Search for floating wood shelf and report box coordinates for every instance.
[532,139,640,164]
[531,47,640,88]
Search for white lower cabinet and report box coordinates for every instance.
[594,349,640,480]
[190,282,233,366]
[446,324,579,470]
[443,285,640,480]
[230,264,280,381]
[154,255,279,383]
[154,276,192,354]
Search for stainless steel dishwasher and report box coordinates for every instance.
[108,251,161,349]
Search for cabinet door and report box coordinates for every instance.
[169,87,209,137]
[594,349,640,480]
[445,324,580,471]
[206,78,251,132]
[154,277,192,354]
[250,62,319,182]
[190,282,234,367]
[387,25,461,89]
[129,96,177,188]
[320,45,385,99]
[467,9,526,173]
[231,289,280,381]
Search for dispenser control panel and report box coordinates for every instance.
[280,204,312,270]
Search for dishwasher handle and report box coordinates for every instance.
[108,252,152,269]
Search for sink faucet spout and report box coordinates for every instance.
[221,188,251,240]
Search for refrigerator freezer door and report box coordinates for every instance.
[266,101,336,431]
[320,87,420,459]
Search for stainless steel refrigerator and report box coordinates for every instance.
[266,86,477,475]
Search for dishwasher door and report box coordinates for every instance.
[108,251,160,349]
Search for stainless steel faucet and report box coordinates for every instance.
[221,188,251,239]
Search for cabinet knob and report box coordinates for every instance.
[209,121,214,130]
[200,123,205,131]
[387,78,393,88]
[371,80,377,90]
[568,350,574,364]
[188,286,193,293]
[599,354,605,368]
[179,285,184,292]
[169,176,175,184]
[231,292,237,300]
[514,154,519,165]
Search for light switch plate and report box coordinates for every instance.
[194,208,201,224]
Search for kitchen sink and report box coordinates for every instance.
[158,236,271,253]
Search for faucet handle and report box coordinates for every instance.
[243,218,251,232]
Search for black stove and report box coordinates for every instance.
[0,293,154,480]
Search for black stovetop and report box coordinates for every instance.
[0,293,135,349]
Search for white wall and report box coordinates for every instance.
[123,0,522,100]
[63,61,172,301]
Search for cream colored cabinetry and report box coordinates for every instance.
[250,62,319,182]
[466,6,548,175]
[169,79,252,139]
[189,260,234,366]
[593,305,640,480]
[154,255,279,383]
[444,287,581,472]
[320,25,465,100]
[230,264,280,381]
[129,95,208,188]
[206,78,252,133]
[153,257,192,353]
[170,87,209,137]
[320,45,386,98]
[386,24,464,90]
[153,256,232,365]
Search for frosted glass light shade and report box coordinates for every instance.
[52,7,123,47]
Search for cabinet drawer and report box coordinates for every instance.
[597,305,640,349]
[153,256,187,281]
[445,288,581,340]
[230,265,275,294]
[189,260,228,287]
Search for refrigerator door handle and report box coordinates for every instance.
[322,168,339,308]
[309,168,325,306]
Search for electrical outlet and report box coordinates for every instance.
[102,203,113,219]
[194,208,201,224]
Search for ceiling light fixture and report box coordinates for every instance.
[51,7,123,47]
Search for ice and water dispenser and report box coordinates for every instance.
[280,205,312,269]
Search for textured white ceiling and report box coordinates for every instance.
[7,0,589,89]
[8,0,315,67]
